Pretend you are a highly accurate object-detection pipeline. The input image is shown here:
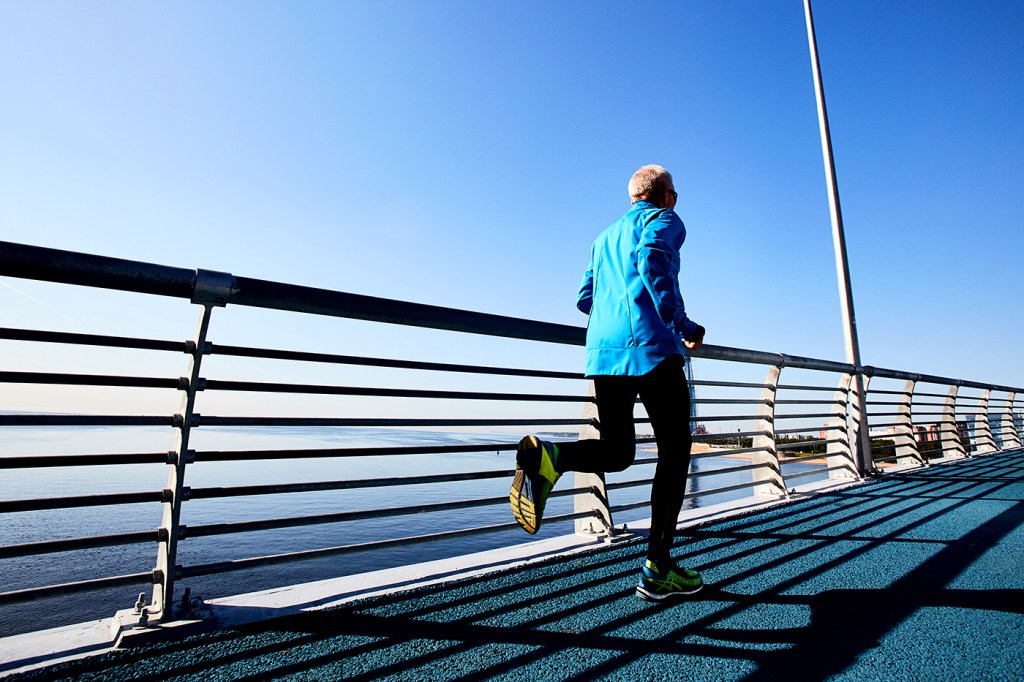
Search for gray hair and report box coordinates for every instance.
[628,164,673,200]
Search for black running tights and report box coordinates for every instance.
[556,354,692,566]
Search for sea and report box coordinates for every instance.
[0,425,826,637]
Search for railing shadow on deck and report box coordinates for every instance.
[9,450,1023,681]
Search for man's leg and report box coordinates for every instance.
[640,354,693,566]
[509,376,638,534]
[634,354,703,601]
[557,375,638,473]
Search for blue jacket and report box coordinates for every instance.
[576,200,698,377]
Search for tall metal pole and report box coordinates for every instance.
[803,0,874,475]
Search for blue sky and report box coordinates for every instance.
[2,1,1022,398]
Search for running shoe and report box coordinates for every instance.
[636,559,703,601]
[509,435,561,534]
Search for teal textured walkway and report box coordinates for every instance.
[14,450,1024,681]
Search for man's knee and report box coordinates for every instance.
[603,437,636,472]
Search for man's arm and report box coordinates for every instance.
[576,255,594,315]
[637,209,698,339]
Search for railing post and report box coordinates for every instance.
[1003,392,1022,450]
[752,365,784,495]
[152,304,212,619]
[151,271,233,620]
[940,385,966,459]
[574,381,613,536]
[972,389,997,454]
[895,379,922,466]
[152,303,213,620]
[827,372,859,478]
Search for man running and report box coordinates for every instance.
[510,164,706,601]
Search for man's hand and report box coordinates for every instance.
[684,324,705,351]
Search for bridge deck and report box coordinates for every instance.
[11,450,1024,681]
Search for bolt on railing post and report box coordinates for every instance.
[574,381,613,536]
[1003,392,1022,450]
[152,303,215,620]
[941,385,966,459]
[974,389,996,454]
[895,380,922,466]
[752,365,783,495]
[827,373,859,479]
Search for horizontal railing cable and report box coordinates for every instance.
[780,451,836,464]
[210,343,585,380]
[608,479,775,515]
[0,371,184,390]
[182,486,592,539]
[201,379,592,403]
[0,452,170,469]
[0,572,157,606]
[692,380,771,389]
[0,491,164,513]
[692,398,769,406]
[0,530,161,559]
[177,511,598,579]
[0,326,185,353]
[776,384,839,392]
[188,470,515,499]
[193,416,591,428]
[785,465,851,480]
[606,463,769,491]
[693,446,773,458]
[777,438,843,451]
[193,442,518,462]
[773,412,837,420]
[0,415,175,427]
[695,431,771,441]
[775,425,844,436]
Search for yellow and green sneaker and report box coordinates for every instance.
[509,435,561,534]
[636,559,703,601]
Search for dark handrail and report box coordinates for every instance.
[0,241,584,346]
[4,240,1024,392]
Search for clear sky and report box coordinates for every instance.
[2,1,1023,403]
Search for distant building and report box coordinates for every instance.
[915,423,942,443]
[965,414,978,444]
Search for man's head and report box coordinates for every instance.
[628,164,677,209]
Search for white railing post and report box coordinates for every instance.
[827,373,859,478]
[974,389,996,454]
[574,381,613,536]
[895,379,922,466]
[940,385,966,459]
[752,365,784,496]
[1003,392,1022,450]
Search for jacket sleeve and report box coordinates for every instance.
[576,254,594,315]
[637,209,698,339]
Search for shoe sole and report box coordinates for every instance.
[510,469,539,534]
[635,582,704,601]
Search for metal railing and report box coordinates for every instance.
[1,240,1021,628]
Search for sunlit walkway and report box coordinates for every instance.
[13,450,1024,681]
